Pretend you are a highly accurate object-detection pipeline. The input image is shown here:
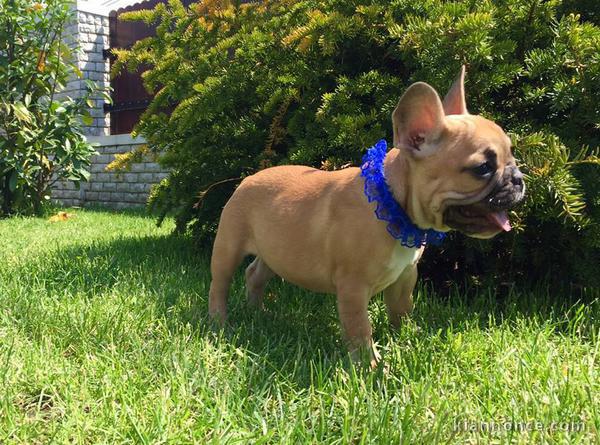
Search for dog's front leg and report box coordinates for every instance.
[336,284,380,368]
[383,264,417,328]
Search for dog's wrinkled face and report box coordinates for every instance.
[438,115,525,238]
[392,67,525,238]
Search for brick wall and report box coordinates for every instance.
[52,135,169,209]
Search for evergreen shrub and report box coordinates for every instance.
[114,0,600,288]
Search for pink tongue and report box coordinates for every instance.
[486,211,512,232]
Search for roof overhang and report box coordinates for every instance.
[76,0,144,16]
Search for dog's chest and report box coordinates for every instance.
[373,244,423,292]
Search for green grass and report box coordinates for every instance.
[0,208,598,444]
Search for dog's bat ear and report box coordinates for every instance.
[392,82,446,157]
[442,65,468,115]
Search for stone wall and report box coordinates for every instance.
[52,3,167,209]
[59,8,111,136]
[52,135,169,209]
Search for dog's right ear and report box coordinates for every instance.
[442,65,468,115]
[392,82,446,158]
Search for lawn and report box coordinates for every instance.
[0,209,598,444]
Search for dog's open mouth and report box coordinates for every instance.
[444,204,512,235]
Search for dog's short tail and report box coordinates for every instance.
[193,177,243,210]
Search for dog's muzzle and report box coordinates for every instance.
[443,165,526,237]
[487,165,525,211]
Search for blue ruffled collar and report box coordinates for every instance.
[360,139,446,248]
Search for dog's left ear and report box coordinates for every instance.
[442,65,468,115]
[392,82,447,158]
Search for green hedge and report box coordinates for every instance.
[114,0,600,289]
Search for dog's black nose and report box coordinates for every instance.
[511,167,524,187]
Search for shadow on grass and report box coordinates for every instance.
[18,230,343,373]
[19,229,600,380]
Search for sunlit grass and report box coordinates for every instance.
[0,209,598,443]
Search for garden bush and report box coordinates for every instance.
[0,0,107,216]
[114,0,600,289]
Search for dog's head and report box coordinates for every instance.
[391,66,525,239]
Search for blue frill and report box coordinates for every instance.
[360,139,446,248]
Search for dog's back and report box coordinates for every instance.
[212,165,365,293]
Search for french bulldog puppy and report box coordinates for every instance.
[208,67,525,366]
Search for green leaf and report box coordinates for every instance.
[8,170,17,192]
[81,113,94,126]
[79,169,91,181]
[13,103,32,123]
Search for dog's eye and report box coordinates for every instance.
[471,161,494,177]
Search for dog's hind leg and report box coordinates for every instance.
[208,216,247,325]
[245,257,275,309]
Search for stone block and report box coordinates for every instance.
[90,33,105,45]
[116,182,130,192]
[86,191,99,201]
[144,162,161,173]
[103,182,116,192]
[98,145,114,154]
[91,163,107,173]
[90,110,105,120]
[116,145,133,154]
[88,69,104,80]
[139,173,154,183]
[81,42,96,53]
[131,163,146,173]
[111,192,125,202]
[86,126,102,136]
[96,173,110,182]
[61,198,78,207]
[124,193,143,203]
[124,173,139,183]
[99,192,111,201]
[78,24,93,34]
[90,182,103,191]
[95,154,113,164]
[153,172,169,182]
[62,190,79,199]
[130,182,147,193]
[110,202,133,210]
[88,52,103,63]
[108,172,124,183]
